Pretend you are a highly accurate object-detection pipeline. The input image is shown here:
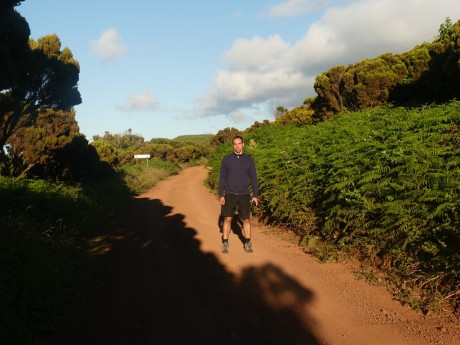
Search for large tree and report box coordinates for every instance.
[0,1,81,163]
[0,0,29,92]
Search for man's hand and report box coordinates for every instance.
[220,196,225,205]
[251,197,259,207]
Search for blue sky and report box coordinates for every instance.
[16,0,460,141]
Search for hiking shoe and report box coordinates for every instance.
[222,241,229,254]
[244,241,253,253]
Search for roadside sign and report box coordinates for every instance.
[134,154,151,165]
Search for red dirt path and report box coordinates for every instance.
[42,166,460,345]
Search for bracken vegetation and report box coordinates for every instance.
[208,101,460,315]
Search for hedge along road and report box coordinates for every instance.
[42,166,459,345]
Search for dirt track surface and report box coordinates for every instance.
[43,166,460,345]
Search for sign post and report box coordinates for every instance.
[134,154,151,166]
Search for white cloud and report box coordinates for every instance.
[196,0,460,118]
[287,0,442,67]
[222,35,291,70]
[115,90,159,111]
[263,0,329,17]
[197,35,308,116]
[90,28,127,62]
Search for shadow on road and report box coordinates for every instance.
[42,197,323,345]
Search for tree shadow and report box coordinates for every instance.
[41,197,324,345]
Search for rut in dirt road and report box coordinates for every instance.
[41,195,322,345]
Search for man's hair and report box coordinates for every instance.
[232,135,244,143]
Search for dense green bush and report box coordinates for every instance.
[207,101,460,313]
[92,133,210,168]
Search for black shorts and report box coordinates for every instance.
[221,194,251,220]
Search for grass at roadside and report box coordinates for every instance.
[119,159,180,194]
[0,160,180,345]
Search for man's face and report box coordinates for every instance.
[233,138,244,154]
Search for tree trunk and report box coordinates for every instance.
[17,162,37,179]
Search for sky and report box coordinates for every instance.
[16,0,460,141]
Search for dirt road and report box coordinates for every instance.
[43,166,459,345]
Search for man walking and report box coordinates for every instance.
[218,135,259,253]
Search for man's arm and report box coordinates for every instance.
[249,157,259,198]
[218,158,227,204]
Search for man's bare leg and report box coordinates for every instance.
[222,217,232,253]
[242,219,251,239]
[242,219,253,253]
[222,217,232,240]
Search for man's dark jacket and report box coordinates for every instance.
[218,152,259,197]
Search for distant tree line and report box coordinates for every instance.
[92,130,210,168]
[310,18,460,121]
[209,120,273,146]
[271,18,460,126]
